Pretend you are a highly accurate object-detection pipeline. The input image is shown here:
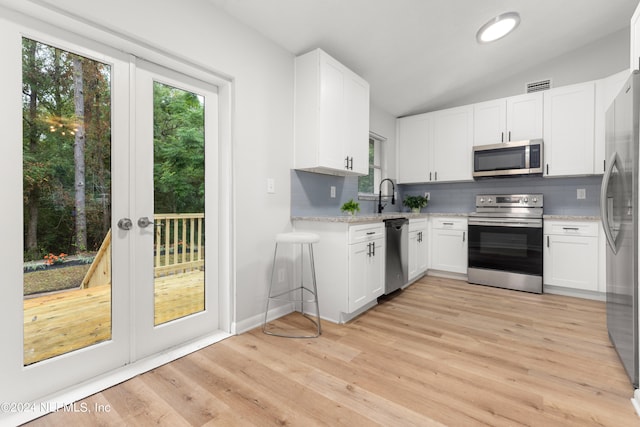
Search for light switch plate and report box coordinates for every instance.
[330,186,336,198]
[577,188,586,199]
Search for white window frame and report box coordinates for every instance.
[358,131,387,198]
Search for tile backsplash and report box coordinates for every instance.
[292,169,603,217]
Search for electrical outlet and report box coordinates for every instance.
[330,186,336,198]
[267,178,275,194]
[424,192,430,200]
[577,188,586,200]
[277,268,285,283]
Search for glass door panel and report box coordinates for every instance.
[22,38,113,365]
[152,82,206,325]
[134,60,218,360]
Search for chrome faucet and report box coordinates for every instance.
[378,178,396,213]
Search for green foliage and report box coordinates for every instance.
[403,195,429,209]
[22,38,112,260]
[341,199,360,214]
[153,83,205,214]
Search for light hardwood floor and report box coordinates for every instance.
[26,276,639,426]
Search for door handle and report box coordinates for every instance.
[138,216,156,228]
[117,218,133,230]
[600,152,621,254]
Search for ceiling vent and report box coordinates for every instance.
[526,79,552,93]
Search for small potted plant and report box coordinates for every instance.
[340,198,360,216]
[403,195,428,213]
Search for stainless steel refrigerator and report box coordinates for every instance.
[601,71,639,388]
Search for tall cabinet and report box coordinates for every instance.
[294,48,370,176]
[543,81,596,176]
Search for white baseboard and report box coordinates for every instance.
[632,389,640,417]
[234,303,294,335]
[427,270,468,281]
[543,285,605,301]
[4,330,231,426]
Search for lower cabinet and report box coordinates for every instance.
[543,220,600,293]
[293,220,385,323]
[430,217,468,275]
[408,218,428,281]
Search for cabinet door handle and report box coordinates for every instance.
[443,222,454,226]
[367,242,371,257]
[372,241,375,256]
[366,231,376,235]
[508,131,511,141]
[462,231,465,242]
[345,156,349,169]
[349,157,354,170]
[562,227,579,231]
[546,164,549,175]
[435,171,438,181]
[501,131,504,143]
[547,236,550,247]
[429,172,432,181]
[604,159,606,172]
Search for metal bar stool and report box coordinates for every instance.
[263,232,321,338]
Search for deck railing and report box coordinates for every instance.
[82,213,205,288]
[154,213,205,278]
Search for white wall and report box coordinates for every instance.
[441,28,630,109]
[5,0,295,328]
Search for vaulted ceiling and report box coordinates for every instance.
[208,0,638,117]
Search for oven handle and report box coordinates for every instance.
[468,220,542,228]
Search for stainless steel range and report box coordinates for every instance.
[467,194,543,293]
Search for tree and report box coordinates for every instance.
[72,56,87,252]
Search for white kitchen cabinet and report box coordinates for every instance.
[294,48,370,176]
[348,235,384,312]
[631,1,640,71]
[408,218,428,281]
[293,220,385,323]
[543,81,596,176]
[396,113,432,183]
[430,217,468,275]
[543,220,599,293]
[473,92,543,146]
[595,69,630,175]
[431,105,474,182]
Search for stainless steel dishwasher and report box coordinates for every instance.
[384,218,408,294]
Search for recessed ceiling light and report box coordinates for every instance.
[476,12,520,44]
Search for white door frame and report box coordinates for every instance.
[0,5,234,424]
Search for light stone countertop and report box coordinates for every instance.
[543,215,600,221]
[292,212,468,224]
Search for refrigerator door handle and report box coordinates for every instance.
[600,151,620,255]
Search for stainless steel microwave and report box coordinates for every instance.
[473,139,543,178]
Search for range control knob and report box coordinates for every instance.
[480,197,485,203]
[487,198,493,203]
[533,197,538,203]
[524,197,529,203]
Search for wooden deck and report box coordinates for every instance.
[23,270,204,366]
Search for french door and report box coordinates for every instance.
[133,59,219,359]
[0,17,221,412]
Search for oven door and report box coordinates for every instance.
[468,219,543,277]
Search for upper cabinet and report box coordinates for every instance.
[431,105,474,182]
[595,69,630,175]
[473,92,543,146]
[631,1,640,71]
[543,81,595,177]
[396,105,473,184]
[294,48,370,176]
[397,113,432,184]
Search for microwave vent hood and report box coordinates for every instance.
[473,139,543,179]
